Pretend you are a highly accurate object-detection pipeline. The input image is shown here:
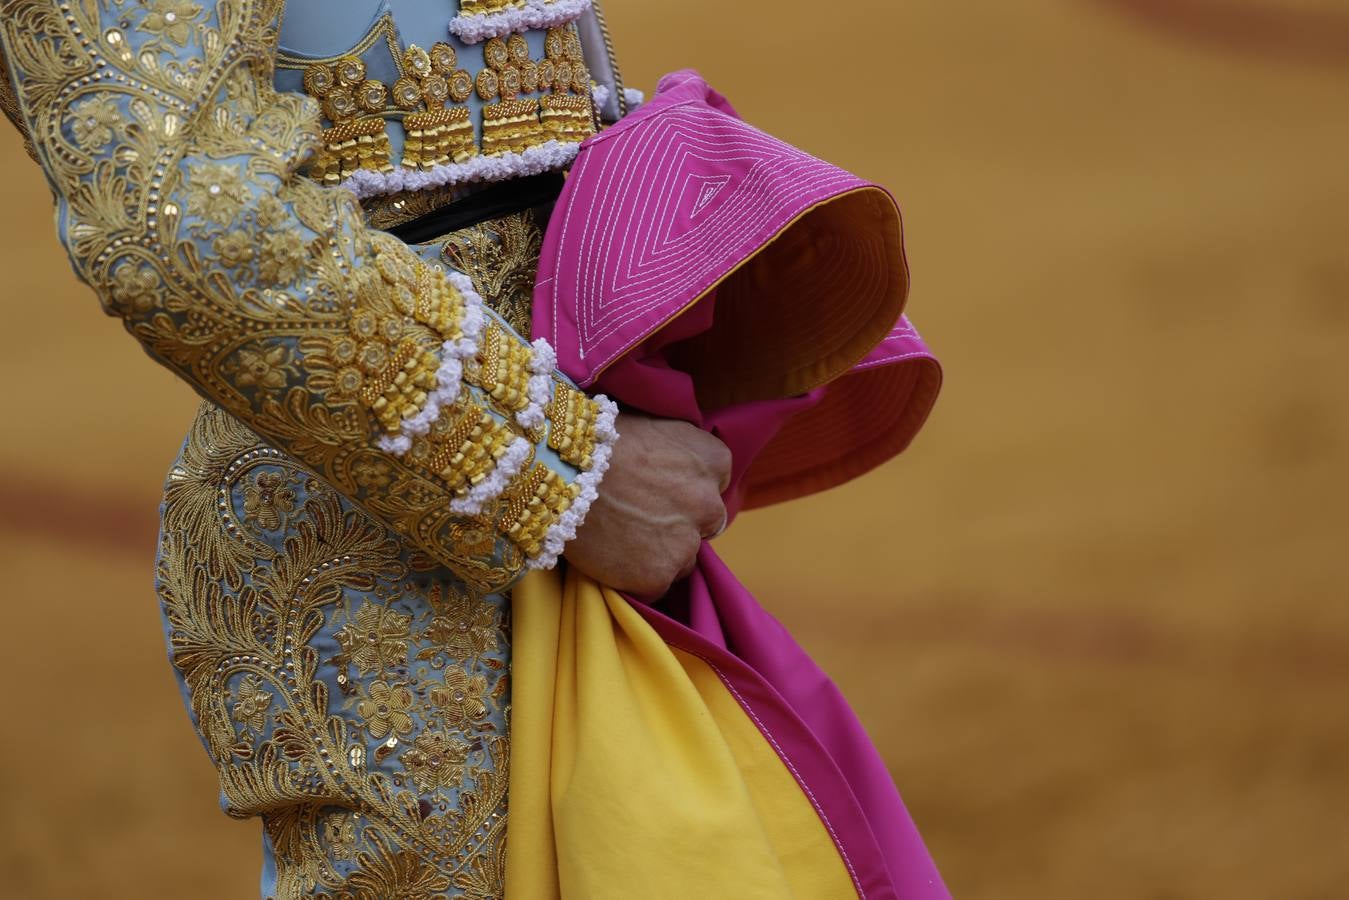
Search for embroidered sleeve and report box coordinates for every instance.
[0,0,615,591]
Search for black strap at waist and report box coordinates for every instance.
[386,172,566,245]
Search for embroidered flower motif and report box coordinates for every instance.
[258,229,307,285]
[341,844,452,898]
[321,812,358,862]
[447,521,497,559]
[429,666,489,726]
[401,731,470,793]
[334,366,364,397]
[186,162,248,224]
[69,97,122,150]
[230,673,273,733]
[242,470,297,531]
[230,344,293,392]
[336,603,412,676]
[356,680,415,740]
[255,194,286,230]
[109,263,160,313]
[213,230,255,268]
[426,587,498,659]
[351,459,393,491]
[141,0,202,46]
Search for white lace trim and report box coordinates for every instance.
[376,270,487,457]
[449,0,593,44]
[527,395,619,571]
[342,141,581,200]
[592,85,646,120]
[518,338,556,430]
[448,435,534,516]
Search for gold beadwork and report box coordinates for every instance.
[302,57,395,184]
[405,107,477,169]
[412,403,520,500]
[482,98,547,157]
[497,462,580,557]
[458,0,527,16]
[308,117,394,186]
[476,34,558,157]
[540,94,594,143]
[545,382,602,470]
[334,247,477,435]
[507,34,530,67]
[399,43,479,171]
[471,322,536,418]
[291,25,594,184]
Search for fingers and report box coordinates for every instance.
[697,494,728,539]
[686,428,734,493]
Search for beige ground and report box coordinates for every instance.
[1,1,1347,897]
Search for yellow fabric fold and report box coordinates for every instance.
[506,568,858,899]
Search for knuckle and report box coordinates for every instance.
[699,496,726,533]
[709,439,733,477]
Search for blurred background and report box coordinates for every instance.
[2,0,1347,897]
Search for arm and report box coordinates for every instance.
[0,0,613,593]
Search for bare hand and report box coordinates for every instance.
[565,413,732,597]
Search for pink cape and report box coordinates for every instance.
[535,71,948,898]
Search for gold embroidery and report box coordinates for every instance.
[302,56,395,185]
[546,381,603,469]
[458,0,526,16]
[0,0,606,592]
[0,43,37,163]
[362,182,464,231]
[497,461,580,557]
[470,321,536,417]
[476,36,548,157]
[438,208,543,338]
[540,93,593,143]
[397,43,479,171]
[159,404,512,895]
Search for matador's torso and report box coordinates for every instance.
[155,2,621,896]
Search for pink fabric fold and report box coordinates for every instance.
[535,70,949,898]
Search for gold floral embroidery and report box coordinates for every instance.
[226,344,297,395]
[186,163,250,224]
[430,666,490,726]
[142,0,203,46]
[68,97,122,150]
[231,674,274,733]
[322,813,358,862]
[213,231,256,269]
[335,602,412,676]
[158,405,513,896]
[241,469,297,530]
[426,584,500,660]
[257,229,308,284]
[109,264,160,314]
[357,680,415,740]
[402,731,472,794]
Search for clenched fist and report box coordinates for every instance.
[565,413,732,598]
